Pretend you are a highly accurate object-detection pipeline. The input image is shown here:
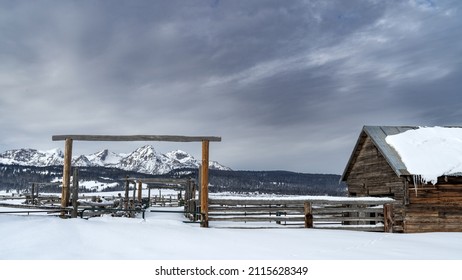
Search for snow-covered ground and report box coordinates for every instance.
[1,191,461,279]
[0,205,461,260]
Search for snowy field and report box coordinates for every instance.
[1,205,461,260]
[1,191,462,279]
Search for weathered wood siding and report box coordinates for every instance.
[346,137,405,200]
[404,176,462,232]
[346,136,406,232]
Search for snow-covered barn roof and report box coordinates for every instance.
[341,126,462,184]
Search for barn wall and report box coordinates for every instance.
[345,136,406,232]
[404,176,462,232]
[346,137,405,201]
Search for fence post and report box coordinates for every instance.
[71,168,79,218]
[304,202,313,228]
[35,183,39,204]
[137,181,142,203]
[383,203,394,233]
[147,187,151,207]
[124,176,129,210]
[30,183,35,205]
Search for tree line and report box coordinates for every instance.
[0,164,347,196]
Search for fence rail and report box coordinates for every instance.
[0,209,72,216]
[208,198,396,232]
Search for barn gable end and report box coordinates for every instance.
[345,135,406,200]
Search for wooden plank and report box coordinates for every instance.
[208,216,305,222]
[208,214,383,223]
[405,217,462,224]
[209,210,305,215]
[208,207,304,213]
[127,178,189,185]
[404,223,462,233]
[52,135,221,142]
[208,212,300,217]
[312,207,383,214]
[314,217,383,223]
[315,225,384,232]
[209,198,395,206]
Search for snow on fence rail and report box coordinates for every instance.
[207,197,396,232]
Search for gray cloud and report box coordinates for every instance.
[1,0,461,173]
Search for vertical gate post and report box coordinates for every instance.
[200,140,209,228]
[61,138,73,212]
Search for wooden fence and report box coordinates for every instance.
[207,198,396,232]
[150,195,182,207]
[184,179,200,221]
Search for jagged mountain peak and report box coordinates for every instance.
[93,149,109,159]
[135,144,156,153]
[165,149,194,161]
[86,149,123,166]
[43,148,64,157]
[0,145,231,174]
[125,145,158,160]
[73,155,92,166]
[0,148,64,166]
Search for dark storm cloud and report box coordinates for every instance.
[1,0,461,173]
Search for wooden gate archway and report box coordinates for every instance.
[52,134,221,227]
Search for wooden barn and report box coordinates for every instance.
[341,126,462,233]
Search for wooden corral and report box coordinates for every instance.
[206,197,395,231]
[52,134,221,227]
[24,182,59,205]
[126,177,192,207]
[184,178,200,221]
[342,126,462,233]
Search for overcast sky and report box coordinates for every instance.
[1,0,461,174]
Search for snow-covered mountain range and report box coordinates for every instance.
[0,145,230,175]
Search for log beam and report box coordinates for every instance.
[52,135,221,142]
